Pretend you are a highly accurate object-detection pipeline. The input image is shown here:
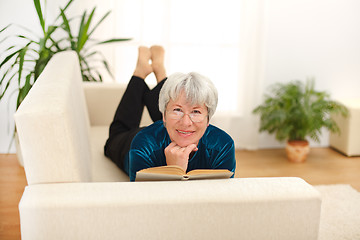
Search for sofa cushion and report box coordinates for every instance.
[90,126,129,182]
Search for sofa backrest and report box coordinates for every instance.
[83,82,153,127]
[14,51,92,185]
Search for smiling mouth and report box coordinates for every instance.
[177,130,194,135]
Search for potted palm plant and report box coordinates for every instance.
[253,79,348,162]
[1,0,130,109]
[1,0,130,163]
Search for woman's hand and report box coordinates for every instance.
[164,142,198,171]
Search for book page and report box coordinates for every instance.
[187,169,232,175]
[187,169,233,180]
[137,165,185,175]
[135,172,184,181]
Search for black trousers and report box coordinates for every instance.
[104,76,166,171]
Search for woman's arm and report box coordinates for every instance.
[211,140,236,177]
[128,148,155,181]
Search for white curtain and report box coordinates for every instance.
[111,0,265,149]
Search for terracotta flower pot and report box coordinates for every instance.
[285,140,310,163]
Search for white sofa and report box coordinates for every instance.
[330,98,360,156]
[14,51,322,240]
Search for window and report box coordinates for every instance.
[113,0,244,114]
[104,0,264,149]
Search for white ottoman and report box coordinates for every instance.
[330,99,360,156]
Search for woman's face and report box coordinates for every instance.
[163,91,209,147]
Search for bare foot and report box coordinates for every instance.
[150,45,167,83]
[133,46,152,79]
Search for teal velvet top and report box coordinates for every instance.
[124,121,236,181]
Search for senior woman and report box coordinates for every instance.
[104,46,236,181]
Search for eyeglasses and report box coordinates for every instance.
[166,108,208,123]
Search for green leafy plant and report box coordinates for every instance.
[0,0,130,109]
[253,79,348,142]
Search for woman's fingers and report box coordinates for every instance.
[183,144,198,155]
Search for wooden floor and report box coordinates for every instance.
[0,154,27,240]
[234,148,360,191]
[0,148,359,239]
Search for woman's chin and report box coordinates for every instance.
[173,139,198,148]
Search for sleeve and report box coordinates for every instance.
[128,122,169,181]
[128,148,154,181]
[211,137,236,178]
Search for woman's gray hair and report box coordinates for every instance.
[159,72,218,120]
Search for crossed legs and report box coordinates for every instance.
[133,46,166,82]
[104,46,167,171]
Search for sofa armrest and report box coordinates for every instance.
[14,51,92,185]
[19,178,321,240]
[83,82,152,127]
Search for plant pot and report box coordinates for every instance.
[285,140,310,163]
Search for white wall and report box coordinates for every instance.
[1,0,360,152]
[0,1,39,153]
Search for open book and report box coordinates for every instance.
[135,165,233,181]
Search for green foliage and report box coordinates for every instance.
[253,79,348,142]
[0,0,131,109]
